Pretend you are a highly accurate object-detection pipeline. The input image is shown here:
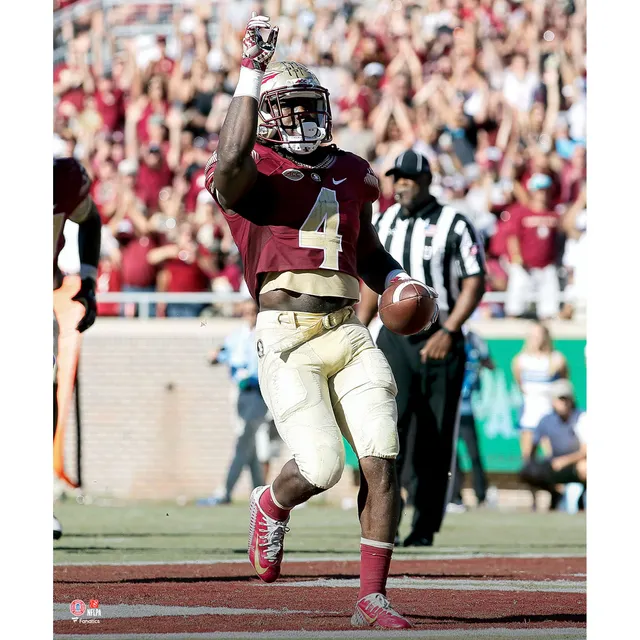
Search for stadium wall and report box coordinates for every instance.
[60,318,586,503]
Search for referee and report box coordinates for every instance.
[358,150,486,547]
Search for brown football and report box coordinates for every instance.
[378,280,438,336]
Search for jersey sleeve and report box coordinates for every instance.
[452,215,486,279]
[342,152,380,205]
[362,162,381,204]
[68,194,93,224]
[204,147,277,221]
[54,158,92,215]
[204,151,219,197]
[204,148,273,197]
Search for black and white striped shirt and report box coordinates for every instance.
[374,198,486,317]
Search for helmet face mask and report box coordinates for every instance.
[257,62,333,155]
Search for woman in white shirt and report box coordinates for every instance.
[512,322,569,461]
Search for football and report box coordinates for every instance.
[378,279,438,336]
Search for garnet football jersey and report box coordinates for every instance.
[204,143,380,300]
[53,157,92,269]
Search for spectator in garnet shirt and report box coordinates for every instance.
[90,158,119,224]
[144,35,175,80]
[107,160,161,317]
[146,222,216,318]
[93,72,125,134]
[134,76,169,146]
[136,144,174,211]
[505,174,561,320]
[53,44,88,119]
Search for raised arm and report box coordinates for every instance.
[561,183,587,240]
[213,13,279,210]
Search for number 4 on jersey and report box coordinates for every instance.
[298,188,342,270]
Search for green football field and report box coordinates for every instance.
[54,500,586,564]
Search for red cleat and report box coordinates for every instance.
[248,486,290,583]
[351,593,412,629]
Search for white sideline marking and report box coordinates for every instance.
[53,628,586,639]
[54,552,586,567]
[269,577,585,593]
[53,604,334,622]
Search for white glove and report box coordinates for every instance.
[241,12,279,72]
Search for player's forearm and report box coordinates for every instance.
[358,246,403,296]
[356,283,379,326]
[216,65,262,174]
[77,202,102,280]
[213,74,262,207]
[442,275,485,333]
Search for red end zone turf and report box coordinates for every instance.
[54,557,586,636]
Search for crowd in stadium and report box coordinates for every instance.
[54,0,586,320]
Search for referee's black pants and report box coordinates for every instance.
[377,326,466,538]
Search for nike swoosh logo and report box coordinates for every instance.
[360,609,377,624]
[332,178,347,185]
[253,535,270,576]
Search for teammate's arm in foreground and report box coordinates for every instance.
[71,198,102,332]
[213,13,278,210]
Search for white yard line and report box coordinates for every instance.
[54,552,586,567]
[266,577,585,593]
[53,627,586,639]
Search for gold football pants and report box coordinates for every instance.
[255,307,399,489]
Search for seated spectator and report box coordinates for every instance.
[505,174,561,320]
[519,379,586,511]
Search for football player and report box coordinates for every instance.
[205,13,438,629]
[53,157,102,540]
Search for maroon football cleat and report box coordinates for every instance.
[248,486,290,583]
[351,593,412,629]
